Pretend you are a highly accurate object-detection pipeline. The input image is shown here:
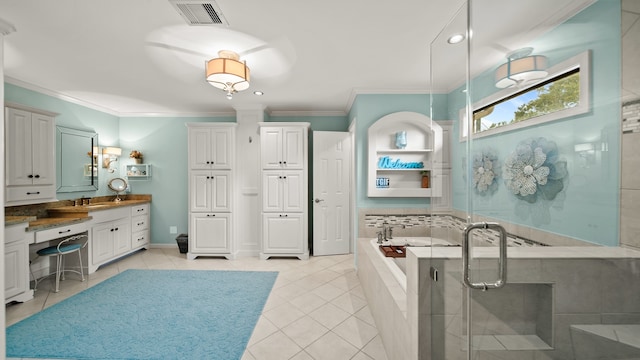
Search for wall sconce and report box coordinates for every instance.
[102,147,122,172]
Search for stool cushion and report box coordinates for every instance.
[37,243,82,256]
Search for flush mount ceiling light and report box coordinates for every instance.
[495,47,548,88]
[206,50,250,99]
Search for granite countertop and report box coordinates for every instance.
[5,195,152,232]
[5,215,37,226]
[26,216,93,232]
[48,199,151,218]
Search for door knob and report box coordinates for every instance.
[314,198,324,203]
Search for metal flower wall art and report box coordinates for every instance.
[472,149,500,195]
[503,137,568,203]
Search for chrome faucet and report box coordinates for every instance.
[381,222,394,241]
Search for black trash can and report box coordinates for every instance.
[176,234,188,254]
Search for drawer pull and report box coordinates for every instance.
[58,229,72,234]
[26,191,41,195]
[137,222,144,226]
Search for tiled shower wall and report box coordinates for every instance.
[621,99,640,249]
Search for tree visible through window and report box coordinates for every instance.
[473,69,580,134]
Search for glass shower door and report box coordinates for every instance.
[430,0,640,359]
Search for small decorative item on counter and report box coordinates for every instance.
[130,150,143,164]
[395,131,407,149]
[421,171,430,188]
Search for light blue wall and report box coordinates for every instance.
[348,94,449,209]
[5,83,120,198]
[447,0,621,245]
[117,116,234,244]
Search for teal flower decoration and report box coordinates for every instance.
[503,137,567,203]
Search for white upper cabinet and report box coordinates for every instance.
[189,170,232,213]
[188,125,234,170]
[261,170,304,212]
[5,106,57,205]
[260,126,305,169]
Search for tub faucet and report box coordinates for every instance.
[381,222,393,241]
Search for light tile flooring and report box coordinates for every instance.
[6,248,389,360]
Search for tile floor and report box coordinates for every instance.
[5,248,389,360]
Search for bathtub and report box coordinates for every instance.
[370,237,455,291]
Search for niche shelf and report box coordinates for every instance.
[367,111,443,197]
[125,164,151,180]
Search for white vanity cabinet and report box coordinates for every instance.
[187,123,236,260]
[259,122,309,260]
[87,204,153,274]
[90,208,131,268]
[188,125,234,170]
[131,204,150,248]
[5,223,33,303]
[260,126,305,169]
[5,105,57,205]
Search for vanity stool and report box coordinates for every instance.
[32,233,88,293]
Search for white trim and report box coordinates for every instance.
[459,50,591,141]
[268,110,347,117]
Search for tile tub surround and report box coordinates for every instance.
[358,237,640,360]
[358,208,595,247]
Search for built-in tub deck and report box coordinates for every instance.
[357,237,640,359]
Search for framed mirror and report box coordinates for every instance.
[56,126,98,192]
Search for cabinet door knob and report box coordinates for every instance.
[35,174,40,178]
[28,174,34,178]
[115,227,119,231]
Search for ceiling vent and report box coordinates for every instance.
[169,0,229,26]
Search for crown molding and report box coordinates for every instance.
[5,76,121,116]
[268,110,347,117]
[5,77,236,118]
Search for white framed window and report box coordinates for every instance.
[460,50,591,141]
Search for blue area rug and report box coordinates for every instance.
[7,269,278,360]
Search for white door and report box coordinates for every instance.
[312,131,351,256]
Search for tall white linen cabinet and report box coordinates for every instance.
[186,123,237,260]
[259,122,310,260]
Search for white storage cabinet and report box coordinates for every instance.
[187,123,236,260]
[259,123,309,260]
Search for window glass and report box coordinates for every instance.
[473,69,580,134]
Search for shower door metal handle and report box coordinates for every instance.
[462,222,507,291]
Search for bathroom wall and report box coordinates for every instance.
[447,1,622,246]
[3,81,351,245]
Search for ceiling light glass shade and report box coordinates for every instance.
[495,55,548,88]
[206,50,250,96]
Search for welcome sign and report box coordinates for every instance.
[377,156,424,169]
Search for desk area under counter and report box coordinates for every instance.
[5,195,151,303]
